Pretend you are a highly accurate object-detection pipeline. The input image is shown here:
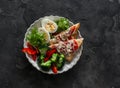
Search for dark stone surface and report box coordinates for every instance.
[0,0,120,88]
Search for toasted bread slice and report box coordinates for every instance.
[49,23,80,44]
[76,38,84,47]
[65,38,83,62]
[65,53,74,62]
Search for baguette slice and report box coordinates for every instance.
[65,38,83,62]
[49,38,84,61]
[49,23,80,44]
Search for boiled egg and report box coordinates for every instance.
[38,27,50,43]
[41,19,58,33]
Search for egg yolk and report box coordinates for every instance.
[45,22,55,32]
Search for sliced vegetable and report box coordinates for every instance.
[27,42,35,50]
[44,57,49,62]
[40,60,52,71]
[22,48,37,55]
[41,60,52,67]
[31,55,37,61]
[44,48,57,62]
[38,55,44,63]
[73,39,79,51]
[60,54,65,58]
[56,54,65,69]
[39,45,49,55]
[46,48,57,58]
[56,58,64,68]
[51,53,58,63]
[22,43,39,61]
[51,64,58,74]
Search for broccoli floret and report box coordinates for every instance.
[41,60,52,67]
[60,54,64,58]
[56,54,65,69]
[40,60,52,71]
[55,18,70,32]
[37,55,44,63]
[51,53,58,63]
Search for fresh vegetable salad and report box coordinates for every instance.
[22,16,83,74]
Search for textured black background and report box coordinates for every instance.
[0,0,120,88]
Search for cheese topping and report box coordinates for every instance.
[56,39,78,54]
[45,22,55,32]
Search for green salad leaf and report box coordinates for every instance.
[26,27,48,53]
[56,18,70,32]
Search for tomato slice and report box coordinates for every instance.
[51,64,58,74]
[73,40,78,51]
[68,36,72,40]
[46,49,57,57]
[31,55,37,61]
[22,43,39,61]
[27,42,35,50]
[44,57,49,62]
[44,48,57,62]
[22,48,37,55]
[69,26,76,35]
[27,42,39,54]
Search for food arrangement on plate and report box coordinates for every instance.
[22,16,84,74]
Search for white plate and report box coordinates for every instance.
[23,15,83,74]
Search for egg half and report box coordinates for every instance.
[38,27,50,43]
[41,19,58,33]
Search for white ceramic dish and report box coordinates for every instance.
[23,15,83,74]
